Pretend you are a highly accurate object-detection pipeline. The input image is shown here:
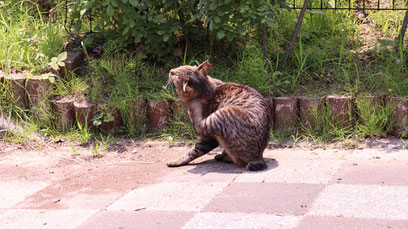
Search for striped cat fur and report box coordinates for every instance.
[167,60,270,171]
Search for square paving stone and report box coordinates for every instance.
[163,160,243,183]
[18,190,123,209]
[297,215,408,229]
[346,148,408,161]
[79,210,195,229]
[107,182,228,212]
[0,180,49,208]
[235,159,341,184]
[183,212,301,229]
[0,209,97,229]
[332,162,408,186]
[203,183,325,215]
[309,184,408,220]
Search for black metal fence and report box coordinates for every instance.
[291,0,408,11]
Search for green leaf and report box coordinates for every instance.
[49,63,59,71]
[163,34,170,42]
[217,30,225,39]
[57,62,65,67]
[57,52,67,61]
[213,16,220,23]
[239,4,249,13]
[134,33,142,43]
[93,119,102,126]
[107,5,114,17]
[122,26,129,35]
[209,21,214,31]
[74,20,82,32]
[49,76,55,84]
[51,57,58,63]
[104,114,115,122]
[209,2,217,10]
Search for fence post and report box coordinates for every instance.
[395,9,408,54]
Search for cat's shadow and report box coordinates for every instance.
[186,157,279,175]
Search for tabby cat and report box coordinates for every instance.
[167,60,270,171]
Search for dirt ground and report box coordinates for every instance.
[0,139,205,209]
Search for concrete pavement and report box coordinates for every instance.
[1,139,408,228]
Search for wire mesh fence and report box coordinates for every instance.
[291,0,408,11]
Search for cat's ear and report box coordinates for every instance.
[197,60,212,77]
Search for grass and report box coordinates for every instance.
[0,0,66,73]
[356,96,395,138]
[1,1,408,145]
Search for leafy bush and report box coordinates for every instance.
[69,0,287,59]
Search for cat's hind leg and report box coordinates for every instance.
[246,159,268,171]
[214,150,234,163]
[167,137,219,167]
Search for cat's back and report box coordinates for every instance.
[214,82,268,113]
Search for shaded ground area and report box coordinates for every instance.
[1,138,408,228]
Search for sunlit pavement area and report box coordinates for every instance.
[1,139,408,228]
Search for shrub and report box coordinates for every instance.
[69,0,287,60]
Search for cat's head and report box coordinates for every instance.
[169,60,217,101]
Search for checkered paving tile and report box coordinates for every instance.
[183,212,301,229]
[308,184,408,220]
[297,215,408,229]
[3,147,408,229]
[79,210,195,229]
[235,159,342,184]
[0,209,97,229]
[202,182,325,215]
[332,161,408,186]
[107,182,229,212]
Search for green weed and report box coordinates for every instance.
[161,102,196,143]
[76,113,91,144]
[301,102,355,144]
[0,0,66,73]
[356,97,395,137]
[90,134,111,158]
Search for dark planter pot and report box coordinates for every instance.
[265,96,274,127]
[73,101,96,128]
[132,99,148,133]
[52,97,75,130]
[148,100,172,132]
[326,95,354,127]
[298,96,323,130]
[60,51,84,75]
[101,107,123,133]
[26,76,53,107]
[387,96,408,137]
[4,73,26,107]
[171,99,190,123]
[273,97,298,131]
[0,71,4,88]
